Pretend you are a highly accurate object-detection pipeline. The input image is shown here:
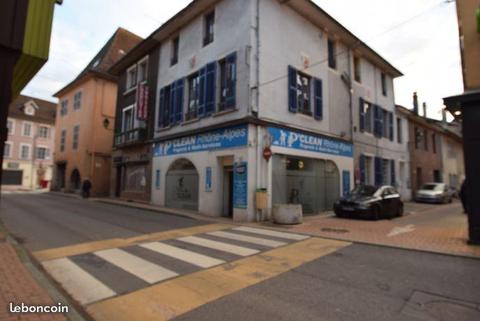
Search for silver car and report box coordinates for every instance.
[415,183,453,204]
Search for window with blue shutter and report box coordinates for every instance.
[288,66,298,113]
[374,157,383,186]
[175,79,184,123]
[158,86,171,128]
[359,97,365,132]
[198,66,207,117]
[359,155,366,184]
[158,88,165,128]
[205,62,216,116]
[374,106,384,138]
[313,78,323,120]
[390,160,396,187]
[389,112,394,141]
[169,81,177,125]
[220,52,236,110]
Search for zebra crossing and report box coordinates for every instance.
[41,226,310,306]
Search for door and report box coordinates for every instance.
[1,170,23,185]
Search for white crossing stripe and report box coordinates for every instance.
[94,248,178,284]
[233,227,310,241]
[42,258,116,305]
[140,242,225,268]
[207,231,287,248]
[178,236,259,256]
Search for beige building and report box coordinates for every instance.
[457,0,480,90]
[440,121,465,190]
[52,28,142,196]
[2,95,56,190]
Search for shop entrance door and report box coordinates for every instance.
[166,159,199,211]
[223,166,234,218]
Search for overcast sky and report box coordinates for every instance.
[22,0,462,120]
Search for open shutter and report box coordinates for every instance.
[359,155,366,184]
[175,79,184,123]
[158,88,165,127]
[169,81,177,125]
[205,62,216,116]
[389,112,394,141]
[359,97,365,132]
[288,66,298,113]
[390,160,396,187]
[198,66,207,117]
[374,157,383,186]
[313,78,323,120]
[225,52,237,109]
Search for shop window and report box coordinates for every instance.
[123,166,146,192]
[219,53,237,111]
[166,159,199,211]
[272,155,340,215]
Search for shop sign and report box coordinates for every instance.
[154,124,248,157]
[136,83,148,120]
[233,162,248,209]
[263,147,272,162]
[268,127,353,158]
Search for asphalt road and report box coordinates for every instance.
[174,243,480,321]
[0,193,207,251]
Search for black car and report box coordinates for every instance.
[334,185,404,220]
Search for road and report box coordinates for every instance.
[1,193,479,321]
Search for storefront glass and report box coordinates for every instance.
[166,159,199,210]
[122,165,147,192]
[272,155,340,215]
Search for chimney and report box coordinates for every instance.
[422,102,427,118]
[413,92,419,115]
[442,109,447,124]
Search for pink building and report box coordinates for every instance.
[2,95,56,190]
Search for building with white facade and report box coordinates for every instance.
[130,0,402,221]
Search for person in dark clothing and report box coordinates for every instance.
[460,180,468,214]
[82,179,92,199]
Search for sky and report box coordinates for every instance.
[22,0,462,120]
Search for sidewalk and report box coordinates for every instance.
[95,197,480,259]
[0,238,67,321]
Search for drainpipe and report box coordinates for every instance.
[254,0,262,220]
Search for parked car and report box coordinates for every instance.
[415,183,453,204]
[334,185,404,220]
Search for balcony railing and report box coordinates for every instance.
[115,128,147,147]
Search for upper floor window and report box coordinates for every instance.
[72,125,80,150]
[171,36,179,66]
[20,144,30,160]
[38,126,50,138]
[7,119,14,135]
[138,59,148,83]
[74,92,82,110]
[60,129,66,152]
[397,117,402,143]
[187,72,201,121]
[328,38,337,69]
[353,55,361,83]
[415,127,421,149]
[4,142,11,158]
[204,11,215,46]
[60,100,68,116]
[122,106,135,132]
[432,134,437,153]
[360,99,374,134]
[288,66,323,120]
[126,66,137,90]
[219,53,237,112]
[35,147,50,160]
[22,123,32,137]
[381,72,387,96]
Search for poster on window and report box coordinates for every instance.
[233,162,248,209]
[136,83,148,120]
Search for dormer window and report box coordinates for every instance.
[25,106,35,115]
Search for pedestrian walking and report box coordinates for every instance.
[82,178,92,199]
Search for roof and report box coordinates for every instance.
[8,95,57,125]
[110,0,402,77]
[55,27,143,97]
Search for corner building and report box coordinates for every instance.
[140,0,400,221]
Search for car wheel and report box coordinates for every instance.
[397,205,404,217]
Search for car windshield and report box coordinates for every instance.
[350,185,377,197]
[422,184,443,191]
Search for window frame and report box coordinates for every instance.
[73,91,82,110]
[328,38,337,70]
[171,36,180,66]
[60,99,68,116]
[381,72,387,96]
[186,71,201,121]
[72,125,80,150]
[396,117,403,144]
[38,126,50,139]
[35,146,50,160]
[7,119,14,135]
[219,53,237,112]
[60,129,67,152]
[295,70,312,116]
[137,56,149,84]
[22,122,33,137]
[363,100,374,134]
[122,105,135,133]
[19,143,31,160]
[126,65,137,90]
[353,55,361,83]
[203,11,215,47]
[4,141,12,158]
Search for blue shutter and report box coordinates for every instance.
[225,52,237,109]
[288,66,297,113]
[374,106,383,138]
[313,78,323,120]
[175,79,184,123]
[158,88,165,127]
[374,157,383,186]
[359,97,365,132]
[390,159,396,186]
[198,66,207,117]
[389,112,394,141]
[169,81,177,125]
[359,155,366,184]
[205,62,216,116]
